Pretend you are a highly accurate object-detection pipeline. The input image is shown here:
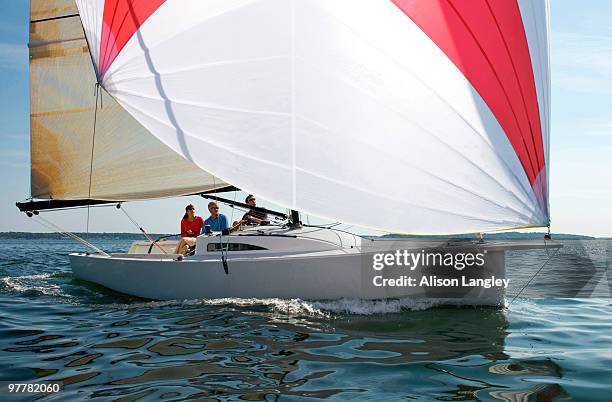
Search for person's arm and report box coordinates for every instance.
[230,219,246,232]
[197,217,204,236]
[247,215,265,225]
[244,211,265,225]
[180,219,187,237]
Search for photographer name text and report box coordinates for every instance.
[372,275,509,289]
[371,250,509,289]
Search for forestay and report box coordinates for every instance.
[74,0,551,234]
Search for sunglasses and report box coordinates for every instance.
[210,207,219,210]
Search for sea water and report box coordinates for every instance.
[0,237,610,401]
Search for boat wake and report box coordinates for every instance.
[0,272,448,315]
[0,273,64,297]
[89,297,442,316]
[201,297,329,316]
[310,298,440,314]
[199,297,440,315]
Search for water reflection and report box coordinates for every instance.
[0,300,572,400]
[2,239,609,400]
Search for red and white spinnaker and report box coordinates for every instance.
[75,0,551,234]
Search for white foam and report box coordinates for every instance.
[0,273,64,297]
[201,297,327,316]
[310,298,439,315]
[93,297,441,316]
[92,297,328,316]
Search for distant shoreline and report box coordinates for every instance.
[0,232,172,240]
[381,232,602,240]
[0,231,605,240]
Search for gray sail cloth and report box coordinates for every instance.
[29,0,227,201]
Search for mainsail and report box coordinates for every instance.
[42,0,550,234]
[28,0,228,205]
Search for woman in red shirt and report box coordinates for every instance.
[175,204,204,255]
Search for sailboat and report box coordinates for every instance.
[18,0,560,305]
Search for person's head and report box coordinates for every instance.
[183,204,195,220]
[245,194,256,207]
[208,201,219,217]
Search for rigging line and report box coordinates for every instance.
[86,84,101,239]
[230,187,238,225]
[118,205,167,254]
[509,244,560,305]
[32,215,109,256]
[211,175,230,262]
[302,224,375,243]
[30,13,79,24]
[209,175,231,270]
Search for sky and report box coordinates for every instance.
[0,1,610,237]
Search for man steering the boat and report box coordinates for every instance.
[242,194,268,226]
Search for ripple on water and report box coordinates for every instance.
[0,238,610,400]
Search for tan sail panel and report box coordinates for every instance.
[29,0,227,201]
[31,0,77,22]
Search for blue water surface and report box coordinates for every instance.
[0,238,610,401]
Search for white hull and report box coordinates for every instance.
[69,226,559,307]
[70,250,506,305]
